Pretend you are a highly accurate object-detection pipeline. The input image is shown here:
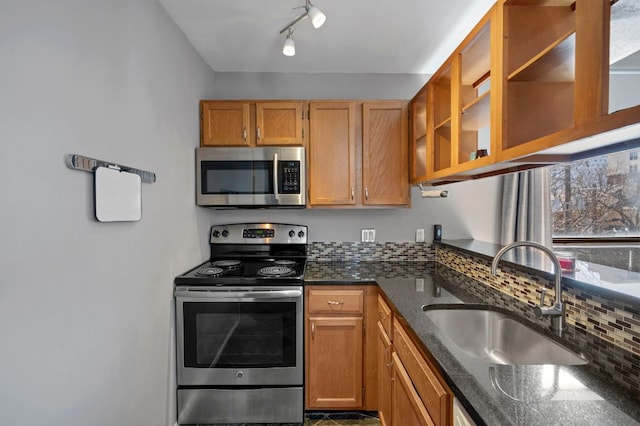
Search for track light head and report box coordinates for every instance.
[282,29,295,56]
[306,1,326,29]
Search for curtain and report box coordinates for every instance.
[500,168,552,248]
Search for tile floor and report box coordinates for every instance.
[304,412,381,426]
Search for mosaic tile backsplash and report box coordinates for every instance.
[436,245,640,395]
[307,241,435,262]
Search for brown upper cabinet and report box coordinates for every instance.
[308,102,357,205]
[362,102,410,206]
[308,100,410,208]
[416,6,499,183]
[410,87,428,183]
[200,100,305,147]
[414,0,640,185]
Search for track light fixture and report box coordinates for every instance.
[282,27,296,56]
[279,0,326,56]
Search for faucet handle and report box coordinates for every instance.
[539,287,547,307]
[534,287,547,318]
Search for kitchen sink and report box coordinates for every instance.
[422,305,589,365]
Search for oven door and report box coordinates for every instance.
[196,147,306,207]
[174,286,303,386]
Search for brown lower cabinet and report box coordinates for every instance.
[305,285,378,410]
[305,286,451,422]
[377,295,453,426]
[377,321,392,426]
[391,352,435,426]
[306,315,364,408]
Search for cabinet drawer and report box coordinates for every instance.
[308,288,364,315]
[377,294,392,338]
[393,320,450,426]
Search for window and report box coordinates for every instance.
[549,149,640,272]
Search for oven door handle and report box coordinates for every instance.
[174,289,302,299]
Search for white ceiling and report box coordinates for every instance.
[159,0,640,75]
[158,0,495,75]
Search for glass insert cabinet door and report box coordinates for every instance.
[181,301,297,369]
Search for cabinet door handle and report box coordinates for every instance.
[351,187,355,200]
[327,300,344,305]
[311,322,315,339]
[385,347,391,367]
[257,126,262,140]
[365,187,369,200]
[242,127,247,141]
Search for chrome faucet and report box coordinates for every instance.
[490,241,566,333]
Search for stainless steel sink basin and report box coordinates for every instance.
[423,306,588,365]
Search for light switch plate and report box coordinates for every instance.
[416,228,425,242]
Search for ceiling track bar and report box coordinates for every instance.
[279,11,309,34]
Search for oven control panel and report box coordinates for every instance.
[242,228,275,239]
[210,223,307,244]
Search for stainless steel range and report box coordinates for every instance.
[174,223,307,425]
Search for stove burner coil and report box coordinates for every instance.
[194,266,224,277]
[213,259,242,268]
[273,259,296,266]
[258,266,295,277]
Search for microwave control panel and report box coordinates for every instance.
[279,161,301,194]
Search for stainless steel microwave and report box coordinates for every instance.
[196,147,306,208]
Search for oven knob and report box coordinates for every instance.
[222,230,229,238]
[212,230,220,238]
[289,230,295,238]
[298,230,305,238]
[237,371,243,378]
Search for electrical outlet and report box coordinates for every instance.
[361,228,376,242]
[416,228,425,242]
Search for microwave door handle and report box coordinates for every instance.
[273,152,280,203]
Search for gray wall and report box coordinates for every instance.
[211,72,503,243]
[213,72,429,100]
[0,1,215,425]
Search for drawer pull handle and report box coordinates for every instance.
[327,300,344,305]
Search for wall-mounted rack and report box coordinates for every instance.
[66,154,156,183]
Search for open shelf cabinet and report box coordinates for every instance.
[414,0,640,186]
[425,5,497,180]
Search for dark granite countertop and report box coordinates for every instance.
[304,260,640,426]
